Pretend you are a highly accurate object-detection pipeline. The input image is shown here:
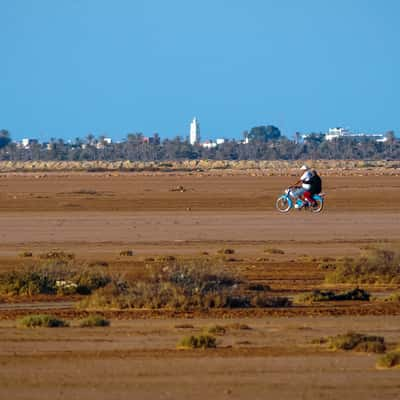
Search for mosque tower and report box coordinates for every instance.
[189,117,200,145]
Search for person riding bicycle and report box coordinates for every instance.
[292,165,322,208]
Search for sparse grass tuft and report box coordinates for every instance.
[38,251,75,260]
[174,323,194,329]
[0,262,111,296]
[79,315,110,327]
[264,247,285,255]
[325,332,386,353]
[246,283,270,291]
[178,334,216,349]
[376,351,400,369]
[381,292,400,302]
[205,325,226,335]
[119,250,134,257]
[217,248,235,255]
[325,247,400,284]
[226,323,252,330]
[19,314,69,328]
[19,251,33,258]
[294,288,370,304]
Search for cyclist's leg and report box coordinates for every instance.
[303,191,316,206]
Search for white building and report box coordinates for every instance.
[325,127,350,141]
[325,127,386,142]
[189,117,200,145]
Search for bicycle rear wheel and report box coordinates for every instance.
[310,196,324,213]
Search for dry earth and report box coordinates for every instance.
[0,171,399,399]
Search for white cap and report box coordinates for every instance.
[300,164,309,171]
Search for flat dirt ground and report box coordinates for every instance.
[0,171,399,399]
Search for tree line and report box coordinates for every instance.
[0,127,398,161]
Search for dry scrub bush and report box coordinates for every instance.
[264,247,285,255]
[119,250,134,257]
[178,334,216,349]
[325,332,386,353]
[19,314,69,328]
[38,251,75,260]
[19,251,33,258]
[325,247,400,284]
[79,259,291,310]
[376,351,400,369]
[294,288,370,304]
[205,325,226,335]
[217,248,235,255]
[381,292,400,302]
[79,315,110,327]
[0,260,111,296]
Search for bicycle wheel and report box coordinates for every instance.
[310,196,324,213]
[276,195,292,213]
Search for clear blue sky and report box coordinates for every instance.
[1,0,399,142]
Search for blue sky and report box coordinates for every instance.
[0,0,399,142]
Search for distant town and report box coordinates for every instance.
[0,118,397,161]
[8,118,391,150]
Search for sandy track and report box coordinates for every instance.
[0,211,399,244]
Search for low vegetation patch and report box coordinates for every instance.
[322,332,386,353]
[376,351,400,369]
[226,323,252,330]
[79,315,110,327]
[325,247,400,284]
[78,259,291,310]
[19,251,33,258]
[264,247,285,255]
[177,334,216,349]
[205,325,226,335]
[174,323,194,329]
[0,261,111,296]
[38,251,75,260]
[217,248,235,255]
[381,292,400,302]
[119,250,134,257]
[19,314,69,328]
[246,283,270,291]
[295,288,370,304]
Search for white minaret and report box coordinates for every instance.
[189,117,200,145]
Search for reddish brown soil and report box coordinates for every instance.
[0,172,399,399]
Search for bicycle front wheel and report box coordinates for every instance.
[276,195,292,213]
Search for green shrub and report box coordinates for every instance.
[382,292,400,302]
[376,351,400,369]
[38,251,75,260]
[205,325,226,335]
[0,263,112,297]
[119,250,134,257]
[0,269,56,296]
[178,334,216,349]
[79,315,110,327]
[174,323,194,329]
[325,247,400,284]
[19,314,69,328]
[226,323,252,330]
[19,251,33,258]
[217,248,235,255]
[295,288,370,304]
[264,247,285,255]
[246,283,270,291]
[326,332,386,353]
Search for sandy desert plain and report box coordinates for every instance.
[0,161,400,400]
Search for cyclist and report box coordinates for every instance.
[292,165,320,208]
